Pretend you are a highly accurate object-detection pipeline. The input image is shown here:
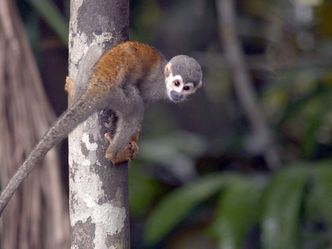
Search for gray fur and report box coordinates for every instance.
[169,55,202,86]
[74,45,103,100]
[105,60,169,156]
[110,86,144,155]
[139,61,168,104]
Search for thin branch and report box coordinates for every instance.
[216,0,281,169]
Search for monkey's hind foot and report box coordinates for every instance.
[65,76,75,97]
[104,132,139,165]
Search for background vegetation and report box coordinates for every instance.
[13,0,332,248]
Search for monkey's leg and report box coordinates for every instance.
[104,86,144,164]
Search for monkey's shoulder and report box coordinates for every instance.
[89,41,165,90]
[106,41,164,68]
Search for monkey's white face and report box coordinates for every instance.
[164,64,201,103]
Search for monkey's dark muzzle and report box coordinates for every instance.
[170,91,183,102]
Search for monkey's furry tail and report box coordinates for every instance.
[0,96,95,214]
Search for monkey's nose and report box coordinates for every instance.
[170,91,183,102]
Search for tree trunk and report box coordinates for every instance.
[68,1,130,248]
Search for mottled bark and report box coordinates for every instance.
[68,1,130,249]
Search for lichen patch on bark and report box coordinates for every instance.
[82,133,98,151]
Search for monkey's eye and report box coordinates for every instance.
[183,85,191,91]
[174,80,181,87]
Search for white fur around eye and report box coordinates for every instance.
[183,83,193,90]
[172,75,183,86]
[166,74,183,91]
[182,83,195,94]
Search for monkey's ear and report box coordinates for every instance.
[164,63,172,77]
[197,80,203,88]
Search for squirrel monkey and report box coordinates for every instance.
[0,41,203,214]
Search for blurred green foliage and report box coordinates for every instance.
[16,0,332,248]
[29,0,68,43]
[144,162,332,249]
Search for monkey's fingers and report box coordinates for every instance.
[116,140,139,164]
[104,132,113,142]
[104,132,116,161]
[104,130,140,164]
[131,130,140,143]
[105,140,139,165]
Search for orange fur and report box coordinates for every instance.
[105,130,140,164]
[65,76,75,97]
[87,41,163,96]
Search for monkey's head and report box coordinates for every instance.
[164,55,203,103]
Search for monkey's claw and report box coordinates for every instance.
[104,132,140,165]
[104,132,113,142]
[105,140,139,165]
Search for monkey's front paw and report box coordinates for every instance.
[104,132,139,165]
[105,140,139,165]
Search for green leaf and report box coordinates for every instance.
[29,0,68,44]
[277,84,325,128]
[212,177,265,249]
[261,167,309,249]
[309,160,332,227]
[144,173,241,245]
